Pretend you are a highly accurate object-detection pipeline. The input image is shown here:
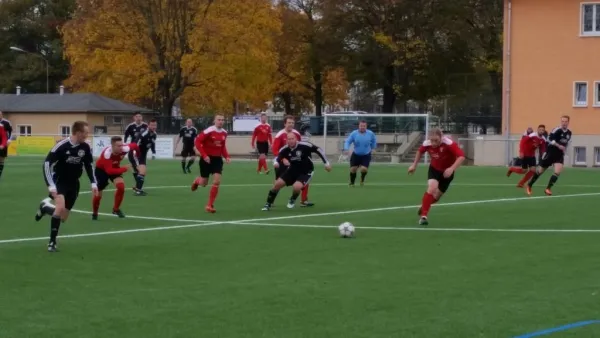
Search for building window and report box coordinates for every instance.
[582,3,600,36]
[17,125,32,136]
[595,81,600,106]
[112,116,123,125]
[59,125,71,137]
[574,146,587,165]
[574,82,588,106]
[594,147,600,165]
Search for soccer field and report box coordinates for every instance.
[1,157,600,338]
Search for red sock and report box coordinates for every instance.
[509,167,525,174]
[208,184,219,206]
[301,185,309,202]
[257,158,263,172]
[262,159,269,172]
[92,195,102,214]
[519,171,535,186]
[113,182,125,211]
[420,192,436,217]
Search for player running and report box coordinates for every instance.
[343,120,377,186]
[262,133,331,211]
[35,121,98,252]
[408,128,465,226]
[0,111,12,181]
[123,113,148,143]
[272,116,313,207]
[127,119,157,196]
[177,119,198,174]
[251,113,273,174]
[527,115,572,196]
[191,114,231,213]
[92,136,140,220]
[507,125,546,187]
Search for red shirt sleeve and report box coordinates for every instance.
[449,142,465,157]
[102,161,128,176]
[272,136,282,156]
[539,137,546,154]
[268,126,273,144]
[251,127,258,146]
[195,133,207,158]
[418,145,427,154]
[0,127,6,148]
[519,136,527,153]
[222,134,230,159]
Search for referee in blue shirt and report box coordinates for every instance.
[343,120,377,186]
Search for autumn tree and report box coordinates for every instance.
[274,0,348,116]
[62,0,279,115]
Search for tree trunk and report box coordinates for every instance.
[282,92,292,115]
[313,72,323,116]
[382,65,396,113]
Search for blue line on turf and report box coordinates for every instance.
[513,320,600,337]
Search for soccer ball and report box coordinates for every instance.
[338,222,355,238]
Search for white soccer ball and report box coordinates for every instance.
[338,222,355,238]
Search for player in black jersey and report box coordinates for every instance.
[34,121,97,252]
[0,111,13,181]
[177,119,198,174]
[124,113,148,143]
[128,119,157,196]
[262,132,331,211]
[527,115,572,196]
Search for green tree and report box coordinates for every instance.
[0,0,75,94]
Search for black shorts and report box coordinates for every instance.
[128,150,147,172]
[0,146,7,157]
[181,144,195,157]
[256,141,269,155]
[199,156,223,178]
[428,166,454,193]
[520,156,537,169]
[280,169,313,187]
[350,153,371,168]
[49,180,80,210]
[95,168,122,191]
[540,149,564,168]
[275,165,286,179]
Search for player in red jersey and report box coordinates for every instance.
[507,125,546,187]
[92,136,139,220]
[408,128,465,225]
[272,115,313,207]
[251,113,273,174]
[191,114,231,213]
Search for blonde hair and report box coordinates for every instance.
[429,128,443,137]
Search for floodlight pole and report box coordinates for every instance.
[10,46,49,93]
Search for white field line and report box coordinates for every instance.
[71,209,211,224]
[234,222,600,233]
[3,192,600,245]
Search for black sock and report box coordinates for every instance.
[361,171,367,182]
[181,159,186,170]
[187,158,195,169]
[350,172,356,184]
[547,174,559,189]
[290,191,300,202]
[50,215,61,243]
[132,172,138,182]
[136,174,145,190]
[0,163,4,179]
[267,189,278,204]
[528,172,540,187]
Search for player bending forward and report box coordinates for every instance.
[507,125,546,187]
[177,119,198,174]
[128,119,157,196]
[408,129,465,226]
[92,136,140,220]
[527,115,572,196]
[35,121,98,252]
[344,120,377,186]
[272,115,313,206]
[191,115,231,213]
[262,133,331,211]
[251,113,273,174]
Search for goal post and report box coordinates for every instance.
[322,113,431,164]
